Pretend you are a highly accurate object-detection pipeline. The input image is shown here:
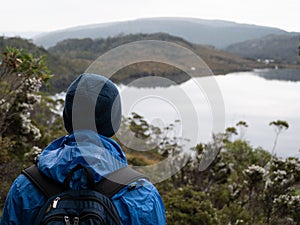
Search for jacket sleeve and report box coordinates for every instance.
[112,179,166,225]
[0,175,45,225]
[0,176,24,225]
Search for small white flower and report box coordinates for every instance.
[30,124,41,141]
[244,164,265,176]
[27,93,41,104]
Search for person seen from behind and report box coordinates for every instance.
[0,73,166,225]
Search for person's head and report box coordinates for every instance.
[63,73,121,137]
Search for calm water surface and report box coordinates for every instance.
[119,69,300,158]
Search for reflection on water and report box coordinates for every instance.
[216,70,300,158]
[119,69,300,158]
[254,68,300,82]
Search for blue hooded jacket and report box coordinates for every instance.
[0,74,166,225]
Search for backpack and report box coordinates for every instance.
[22,164,147,225]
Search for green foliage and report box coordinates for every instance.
[236,121,248,128]
[0,37,79,94]
[273,194,300,224]
[218,203,251,225]
[0,47,52,156]
[269,120,289,130]
[0,47,57,210]
[269,120,289,155]
[157,123,299,225]
[163,187,219,225]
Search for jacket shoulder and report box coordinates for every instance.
[112,179,166,225]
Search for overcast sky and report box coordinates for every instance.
[1,0,299,34]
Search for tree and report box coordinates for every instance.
[263,156,300,224]
[163,187,220,225]
[269,120,289,156]
[225,126,238,143]
[236,121,248,139]
[0,47,52,155]
[0,46,52,210]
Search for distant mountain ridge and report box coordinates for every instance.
[33,17,288,48]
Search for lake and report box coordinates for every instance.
[118,69,300,158]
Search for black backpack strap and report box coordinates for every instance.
[22,165,148,199]
[94,167,148,198]
[22,164,65,198]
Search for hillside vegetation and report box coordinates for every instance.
[49,32,263,74]
[1,34,267,93]
[0,36,78,92]
[47,33,268,90]
[226,34,300,65]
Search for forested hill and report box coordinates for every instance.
[1,34,265,92]
[47,33,266,89]
[226,34,300,65]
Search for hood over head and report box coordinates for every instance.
[63,73,121,137]
[38,130,127,189]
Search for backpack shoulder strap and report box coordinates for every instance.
[22,165,148,199]
[94,167,148,198]
[22,164,65,198]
